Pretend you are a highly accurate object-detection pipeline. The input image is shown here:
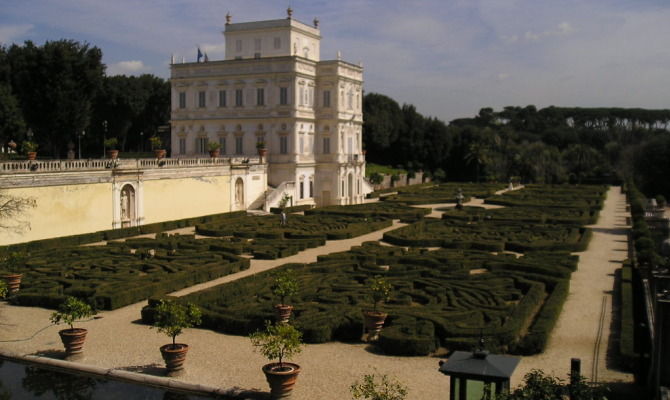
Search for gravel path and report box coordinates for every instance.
[0,186,633,399]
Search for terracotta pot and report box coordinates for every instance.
[2,273,22,293]
[106,150,119,159]
[58,328,88,359]
[262,362,301,399]
[27,152,37,160]
[154,149,166,159]
[257,148,268,159]
[363,310,388,341]
[160,343,189,376]
[209,149,220,158]
[274,304,293,324]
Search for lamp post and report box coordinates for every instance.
[102,120,108,157]
[78,130,85,159]
[140,131,144,153]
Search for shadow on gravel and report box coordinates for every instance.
[590,227,630,235]
[118,363,164,376]
[30,349,66,359]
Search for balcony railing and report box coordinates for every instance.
[0,156,260,175]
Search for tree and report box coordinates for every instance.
[350,372,408,400]
[0,191,36,233]
[497,369,608,400]
[152,299,202,348]
[363,93,403,164]
[7,40,104,157]
[0,83,26,152]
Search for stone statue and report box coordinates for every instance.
[120,190,128,219]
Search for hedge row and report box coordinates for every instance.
[619,261,637,370]
[484,184,607,211]
[7,235,249,310]
[383,219,592,253]
[0,210,247,254]
[440,206,598,225]
[141,241,576,356]
[304,202,430,220]
[379,182,506,205]
[269,204,313,214]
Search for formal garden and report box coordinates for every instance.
[2,183,608,360]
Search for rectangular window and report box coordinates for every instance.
[299,181,304,199]
[179,138,186,154]
[256,88,264,106]
[236,40,242,52]
[309,180,313,197]
[235,89,243,107]
[280,136,288,154]
[348,91,353,109]
[308,87,313,106]
[235,136,243,154]
[280,87,288,105]
[179,92,186,109]
[323,137,330,154]
[254,38,261,51]
[196,137,207,154]
[299,87,304,106]
[254,52,261,59]
[273,37,281,49]
[300,137,304,154]
[218,90,226,107]
[323,90,331,108]
[198,91,206,108]
[219,137,226,154]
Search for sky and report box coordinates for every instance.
[1,0,669,122]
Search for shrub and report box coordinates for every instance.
[350,372,408,400]
[249,321,303,367]
[151,299,201,348]
[50,297,96,330]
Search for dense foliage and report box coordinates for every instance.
[0,40,169,158]
[363,93,670,197]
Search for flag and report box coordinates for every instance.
[204,52,209,62]
[197,47,203,62]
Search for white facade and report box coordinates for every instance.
[169,12,366,208]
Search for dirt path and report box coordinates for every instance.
[513,186,634,385]
[0,186,634,399]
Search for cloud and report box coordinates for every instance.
[0,24,33,45]
[107,60,150,76]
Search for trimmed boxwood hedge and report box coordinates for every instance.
[141,241,578,356]
[377,182,506,205]
[7,235,249,310]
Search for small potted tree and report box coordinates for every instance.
[50,297,96,360]
[208,141,221,158]
[363,276,391,341]
[351,372,408,400]
[1,251,26,294]
[151,299,201,376]
[250,321,303,399]
[256,140,267,160]
[0,280,8,300]
[22,141,38,160]
[149,136,166,159]
[104,138,119,159]
[271,269,299,323]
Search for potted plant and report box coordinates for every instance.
[151,299,201,376]
[351,372,408,400]
[271,269,299,323]
[208,141,221,158]
[1,251,26,294]
[149,136,166,159]
[250,321,303,399]
[50,296,96,360]
[256,140,267,159]
[0,280,7,300]
[363,276,391,341]
[104,138,119,159]
[22,141,38,160]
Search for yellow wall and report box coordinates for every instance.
[0,183,112,246]
[142,176,231,224]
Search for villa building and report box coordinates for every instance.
[169,9,367,208]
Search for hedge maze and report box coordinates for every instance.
[140,184,604,356]
[375,182,506,205]
[8,234,250,310]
